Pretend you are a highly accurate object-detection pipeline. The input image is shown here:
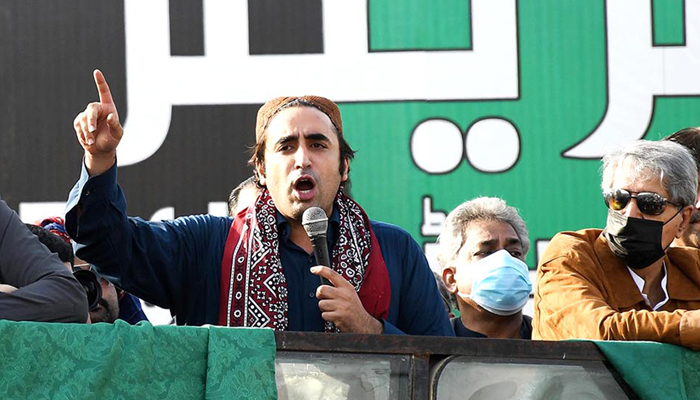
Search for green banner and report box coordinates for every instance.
[347,0,700,267]
[3,0,699,270]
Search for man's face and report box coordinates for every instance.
[675,170,700,248]
[444,219,524,297]
[74,257,119,323]
[608,160,692,250]
[257,106,348,221]
[677,210,700,248]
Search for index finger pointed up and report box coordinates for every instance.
[93,69,114,105]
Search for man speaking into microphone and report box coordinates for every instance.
[66,70,452,335]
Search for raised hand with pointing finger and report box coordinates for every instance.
[73,69,123,176]
[64,92,454,336]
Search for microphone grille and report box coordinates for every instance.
[302,207,328,237]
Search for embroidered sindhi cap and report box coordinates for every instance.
[255,96,343,142]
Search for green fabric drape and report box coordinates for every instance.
[596,340,700,400]
[0,321,276,400]
[205,326,277,399]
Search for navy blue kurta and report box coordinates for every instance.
[65,162,453,336]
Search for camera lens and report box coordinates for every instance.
[72,269,102,311]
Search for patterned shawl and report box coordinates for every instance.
[218,189,391,332]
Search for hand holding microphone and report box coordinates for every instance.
[303,207,383,333]
[302,207,332,286]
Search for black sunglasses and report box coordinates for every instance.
[603,188,679,216]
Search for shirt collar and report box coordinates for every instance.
[627,262,669,310]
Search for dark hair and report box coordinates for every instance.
[25,224,74,266]
[248,102,356,190]
[228,175,258,216]
[664,127,700,170]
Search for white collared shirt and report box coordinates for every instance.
[627,262,669,310]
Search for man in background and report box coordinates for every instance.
[535,140,700,349]
[31,218,148,324]
[664,127,700,249]
[436,197,532,339]
[228,176,258,217]
[0,199,87,322]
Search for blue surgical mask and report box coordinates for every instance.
[456,249,532,316]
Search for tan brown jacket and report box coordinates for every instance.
[533,229,700,349]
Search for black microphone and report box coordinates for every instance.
[302,207,333,286]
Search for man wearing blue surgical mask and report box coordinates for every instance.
[535,140,700,350]
[437,197,533,339]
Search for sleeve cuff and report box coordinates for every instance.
[65,158,119,238]
[67,158,118,206]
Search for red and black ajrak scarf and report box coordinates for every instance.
[218,189,391,332]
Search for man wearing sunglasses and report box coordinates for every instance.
[534,140,700,349]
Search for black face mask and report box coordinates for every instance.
[604,208,680,270]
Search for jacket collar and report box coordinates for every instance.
[594,232,700,307]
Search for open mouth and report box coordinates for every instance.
[293,176,317,201]
[294,177,315,192]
